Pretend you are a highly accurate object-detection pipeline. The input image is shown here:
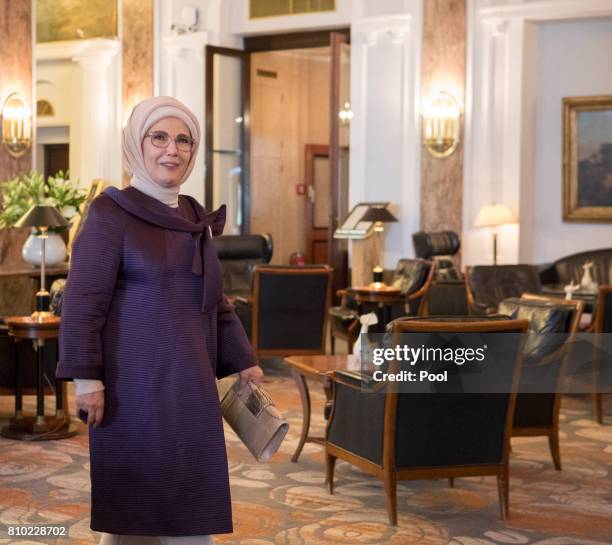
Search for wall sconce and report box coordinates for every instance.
[2,93,32,158]
[422,92,461,158]
[338,102,353,125]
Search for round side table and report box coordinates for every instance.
[1,315,77,440]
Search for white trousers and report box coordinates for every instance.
[99,533,214,545]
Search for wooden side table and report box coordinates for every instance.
[1,315,77,440]
[284,354,360,462]
[348,285,405,331]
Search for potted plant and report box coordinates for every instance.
[0,170,86,266]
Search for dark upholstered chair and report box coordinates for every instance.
[325,316,528,525]
[250,265,333,358]
[539,248,612,286]
[466,265,541,315]
[593,286,612,423]
[215,234,273,336]
[214,234,273,299]
[329,259,434,354]
[498,295,583,469]
[412,230,461,280]
[412,230,468,315]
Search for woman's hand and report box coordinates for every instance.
[238,365,264,395]
[76,390,105,428]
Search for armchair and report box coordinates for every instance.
[593,286,612,423]
[412,230,461,280]
[250,265,333,358]
[328,258,434,354]
[466,265,541,315]
[215,234,273,337]
[325,316,528,525]
[498,295,583,469]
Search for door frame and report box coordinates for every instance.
[244,27,350,280]
[204,45,251,233]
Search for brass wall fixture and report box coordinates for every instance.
[422,92,461,158]
[1,92,32,158]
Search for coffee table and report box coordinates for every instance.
[284,354,360,462]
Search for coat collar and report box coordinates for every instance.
[103,186,226,313]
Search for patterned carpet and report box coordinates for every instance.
[0,370,611,545]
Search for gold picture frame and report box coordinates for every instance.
[67,179,107,254]
[563,95,612,222]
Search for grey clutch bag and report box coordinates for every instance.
[220,380,289,462]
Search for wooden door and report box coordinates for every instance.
[304,144,330,264]
[205,46,250,234]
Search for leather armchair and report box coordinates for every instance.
[498,295,583,469]
[412,230,461,280]
[214,234,273,337]
[214,234,273,299]
[539,248,612,286]
[325,315,528,525]
[593,286,612,423]
[466,265,541,315]
[412,230,468,315]
[328,258,434,354]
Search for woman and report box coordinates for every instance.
[57,96,263,545]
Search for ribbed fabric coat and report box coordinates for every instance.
[57,186,256,536]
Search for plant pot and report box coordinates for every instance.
[22,231,67,266]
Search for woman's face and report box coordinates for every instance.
[142,117,193,188]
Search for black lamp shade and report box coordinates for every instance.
[360,206,398,224]
[15,204,69,229]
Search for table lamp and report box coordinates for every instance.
[360,206,398,286]
[474,203,516,265]
[15,205,69,321]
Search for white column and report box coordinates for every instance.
[72,41,121,187]
[350,7,422,267]
[160,32,210,205]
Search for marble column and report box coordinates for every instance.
[0,0,33,267]
[0,0,33,179]
[122,0,154,185]
[419,0,466,236]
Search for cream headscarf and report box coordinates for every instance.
[123,96,200,207]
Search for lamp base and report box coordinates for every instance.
[31,290,53,321]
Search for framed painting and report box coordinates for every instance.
[563,95,612,222]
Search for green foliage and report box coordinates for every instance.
[0,170,86,231]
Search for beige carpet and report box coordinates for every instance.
[0,378,611,545]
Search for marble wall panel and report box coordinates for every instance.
[419,0,466,235]
[122,0,153,184]
[0,0,33,182]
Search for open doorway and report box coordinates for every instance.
[250,45,331,264]
[205,30,350,291]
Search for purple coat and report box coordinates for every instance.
[57,186,256,536]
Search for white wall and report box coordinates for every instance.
[531,17,612,263]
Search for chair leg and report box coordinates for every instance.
[548,431,562,471]
[383,467,398,526]
[330,333,336,355]
[448,477,454,488]
[496,466,509,520]
[594,393,603,424]
[325,451,336,494]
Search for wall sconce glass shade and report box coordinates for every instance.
[422,92,461,158]
[338,101,353,125]
[2,93,32,158]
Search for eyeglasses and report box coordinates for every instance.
[145,131,194,152]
